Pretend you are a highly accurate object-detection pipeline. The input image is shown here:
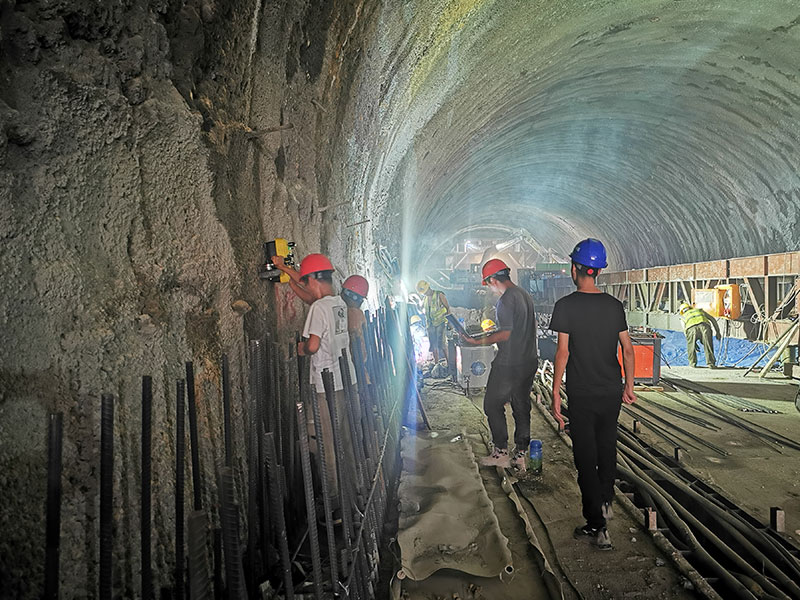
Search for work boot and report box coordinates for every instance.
[602,501,614,520]
[594,528,613,550]
[574,524,613,550]
[480,447,510,468]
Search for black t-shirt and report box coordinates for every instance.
[549,292,627,398]
[494,285,538,367]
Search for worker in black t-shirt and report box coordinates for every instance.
[549,238,636,551]
[460,258,538,469]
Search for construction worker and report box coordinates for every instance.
[459,259,538,469]
[271,254,315,305]
[294,253,357,511]
[550,238,636,551]
[679,302,721,368]
[342,274,370,377]
[416,280,450,366]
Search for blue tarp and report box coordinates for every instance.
[655,328,778,369]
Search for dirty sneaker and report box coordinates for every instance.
[594,528,613,550]
[573,524,599,539]
[480,447,510,468]
[602,501,614,520]
[513,450,527,471]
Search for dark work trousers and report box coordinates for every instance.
[568,397,622,529]
[686,322,716,367]
[484,362,537,451]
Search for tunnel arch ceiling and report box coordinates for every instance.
[362,0,800,275]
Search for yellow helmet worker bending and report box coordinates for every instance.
[679,303,722,368]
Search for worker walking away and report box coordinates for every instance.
[416,280,450,369]
[549,238,636,551]
[460,259,538,469]
[679,302,721,368]
[294,253,357,514]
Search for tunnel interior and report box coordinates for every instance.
[2,0,800,597]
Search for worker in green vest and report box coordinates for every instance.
[416,280,450,365]
[679,303,722,368]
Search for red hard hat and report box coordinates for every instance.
[482,258,510,285]
[299,253,334,278]
[342,275,369,298]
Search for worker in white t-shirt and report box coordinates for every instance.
[295,253,357,513]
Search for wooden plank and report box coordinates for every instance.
[744,277,764,322]
[646,266,669,282]
[729,256,766,278]
[627,269,646,283]
[669,264,694,280]
[766,252,800,275]
[695,260,727,279]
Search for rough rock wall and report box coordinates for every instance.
[0,0,378,597]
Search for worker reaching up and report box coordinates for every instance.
[550,238,636,552]
[272,254,316,305]
[416,280,450,366]
[459,259,538,470]
[679,302,721,368]
[293,253,357,508]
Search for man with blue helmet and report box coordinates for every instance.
[549,238,636,551]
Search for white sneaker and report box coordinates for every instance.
[480,448,510,468]
[602,501,614,520]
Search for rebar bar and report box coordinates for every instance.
[99,393,114,600]
[218,467,247,600]
[44,412,63,600]
[141,376,153,600]
[175,380,186,600]
[295,401,324,600]
[264,432,295,600]
[187,511,212,600]
[222,354,234,467]
[186,362,203,510]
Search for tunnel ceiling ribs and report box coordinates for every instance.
[361,1,800,273]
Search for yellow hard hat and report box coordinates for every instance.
[416,280,430,294]
[481,319,496,331]
[410,315,422,326]
[679,303,691,314]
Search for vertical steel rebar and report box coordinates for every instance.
[295,401,324,600]
[246,375,260,597]
[222,354,233,468]
[213,528,223,600]
[264,432,295,600]
[185,362,203,510]
[309,382,339,591]
[218,467,248,600]
[141,376,153,600]
[187,511,212,600]
[44,412,63,600]
[99,394,114,600]
[175,380,186,600]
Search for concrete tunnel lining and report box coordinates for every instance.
[2,0,800,597]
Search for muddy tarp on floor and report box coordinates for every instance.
[397,430,513,580]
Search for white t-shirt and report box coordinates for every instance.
[303,294,357,392]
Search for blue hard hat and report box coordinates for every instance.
[570,238,608,269]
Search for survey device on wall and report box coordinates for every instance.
[260,239,295,282]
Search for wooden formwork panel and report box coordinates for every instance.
[646,266,669,281]
[729,255,766,278]
[669,264,694,280]
[695,260,727,279]
[598,271,627,285]
[628,269,646,283]
[766,252,800,275]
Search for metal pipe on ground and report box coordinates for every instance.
[99,394,114,600]
[44,412,63,600]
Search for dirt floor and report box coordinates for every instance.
[400,379,695,599]
[631,366,800,540]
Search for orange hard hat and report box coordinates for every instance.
[481,258,510,284]
[299,253,334,279]
[342,275,369,298]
